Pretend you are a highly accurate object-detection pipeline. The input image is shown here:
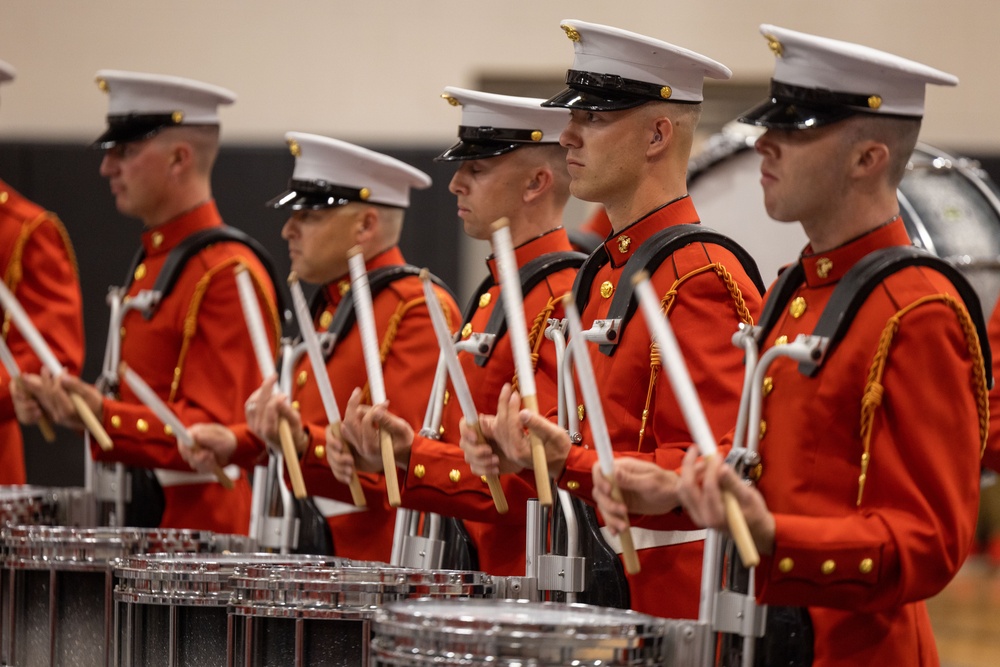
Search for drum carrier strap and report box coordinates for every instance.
[753,245,992,387]
[574,224,765,356]
[459,251,587,367]
[320,264,455,360]
[124,226,289,319]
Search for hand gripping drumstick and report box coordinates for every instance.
[632,271,760,568]
[0,334,56,442]
[0,279,112,450]
[119,363,233,489]
[490,219,552,506]
[287,273,366,507]
[234,265,307,499]
[347,246,401,507]
[563,294,640,573]
[420,269,508,514]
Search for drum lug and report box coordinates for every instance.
[537,554,586,593]
[713,589,767,638]
[398,535,445,570]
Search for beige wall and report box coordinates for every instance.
[0,0,995,152]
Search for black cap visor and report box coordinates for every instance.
[542,85,650,112]
[737,97,858,130]
[265,179,357,210]
[91,113,184,149]
[436,139,520,161]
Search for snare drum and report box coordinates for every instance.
[370,597,708,666]
[688,126,1000,313]
[113,553,338,667]
[228,564,495,666]
[1,526,250,667]
[0,485,62,528]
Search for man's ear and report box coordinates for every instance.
[524,166,554,203]
[646,117,674,157]
[852,140,890,179]
[354,205,380,242]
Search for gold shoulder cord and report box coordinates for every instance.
[638,262,755,451]
[510,294,561,394]
[857,294,989,505]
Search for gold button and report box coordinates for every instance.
[439,424,445,436]
[600,281,614,299]
[297,370,308,387]
[291,401,300,411]
[816,258,833,279]
[480,475,488,484]
[0,192,8,204]
[577,404,586,421]
[461,322,472,339]
[319,311,333,329]
[110,415,122,429]
[151,232,164,249]
[821,559,836,575]
[789,296,807,319]
[758,420,767,440]
[120,326,126,338]
[414,464,426,479]
[867,95,882,110]
[337,280,350,296]
[778,557,794,573]
[134,263,147,281]
[136,418,149,433]
[478,292,492,309]
[774,335,788,346]
[617,235,631,254]
[173,367,181,378]
[530,130,543,142]
[762,376,773,396]
[314,445,325,459]
[449,469,461,483]
[443,390,450,405]
[859,558,874,574]
[164,424,173,436]
[567,480,580,491]
[748,462,763,482]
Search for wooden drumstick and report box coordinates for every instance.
[234,265,307,499]
[0,280,112,450]
[563,295,640,574]
[632,271,760,568]
[119,363,233,489]
[490,219,552,506]
[288,273,366,507]
[347,246,401,507]
[420,269,507,514]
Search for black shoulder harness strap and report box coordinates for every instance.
[322,265,455,358]
[124,226,289,321]
[573,224,765,356]
[461,251,587,367]
[758,246,991,386]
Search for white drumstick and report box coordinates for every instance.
[490,218,552,506]
[0,334,55,441]
[119,363,233,489]
[632,271,759,567]
[347,246,400,507]
[420,269,507,514]
[563,295,639,574]
[288,274,366,507]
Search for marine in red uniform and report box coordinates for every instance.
[18,71,276,534]
[187,133,458,562]
[325,89,577,575]
[463,20,763,619]
[0,60,85,484]
[595,26,983,666]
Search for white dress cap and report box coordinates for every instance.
[436,87,569,161]
[267,132,431,210]
[0,60,15,85]
[92,70,236,147]
[740,25,958,129]
[544,19,731,111]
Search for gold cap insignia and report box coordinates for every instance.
[816,257,833,279]
[171,110,184,124]
[867,95,882,110]
[764,34,783,57]
[151,231,164,249]
[359,187,371,200]
[441,93,460,106]
[561,24,581,42]
[660,86,672,99]
[96,76,109,93]
[287,138,301,158]
[530,130,543,142]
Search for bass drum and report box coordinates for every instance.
[688,124,1000,315]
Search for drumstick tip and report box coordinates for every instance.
[418,268,430,281]
[631,270,650,286]
[490,217,510,232]
[287,271,298,285]
[347,245,363,259]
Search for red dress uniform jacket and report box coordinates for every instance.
[982,293,1000,472]
[246,247,460,563]
[750,219,983,666]
[399,228,578,575]
[95,201,278,535]
[0,180,84,483]
[558,197,763,619]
